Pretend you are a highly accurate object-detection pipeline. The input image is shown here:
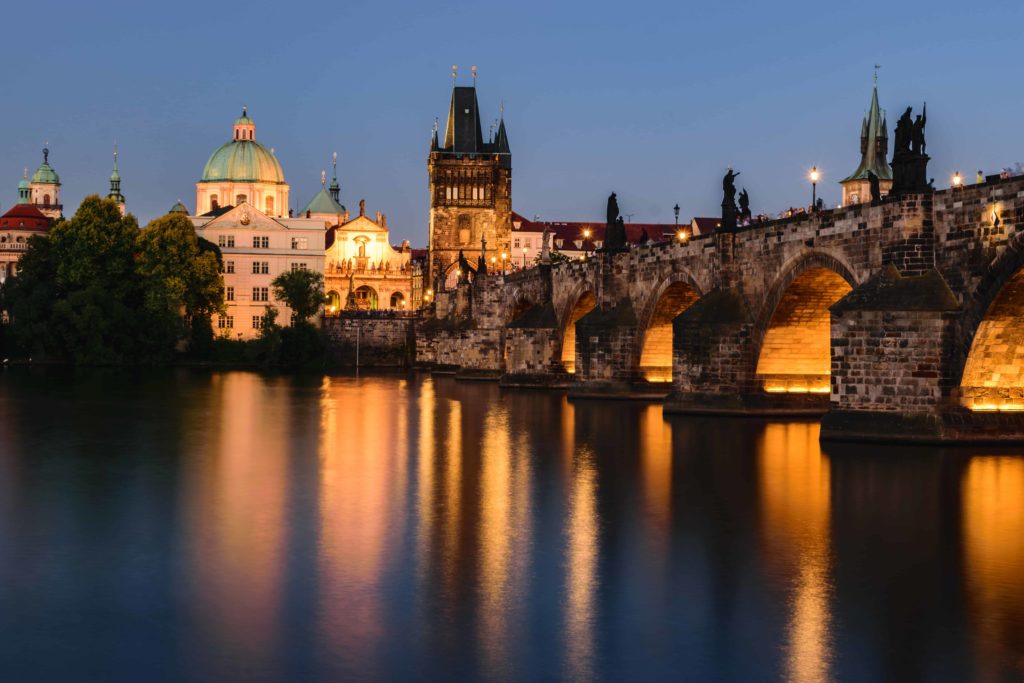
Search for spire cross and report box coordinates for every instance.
[321,170,326,187]
[874,64,881,85]
[451,65,457,86]
[471,65,477,85]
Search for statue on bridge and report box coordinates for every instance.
[721,169,740,231]
[890,103,930,196]
[738,188,751,223]
[867,170,882,203]
[601,192,628,252]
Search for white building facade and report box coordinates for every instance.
[192,203,325,339]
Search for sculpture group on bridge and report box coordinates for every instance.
[891,103,930,195]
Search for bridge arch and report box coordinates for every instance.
[557,286,597,373]
[635,271,703,382]
[958,237,1024,411]
[753,251,858,394]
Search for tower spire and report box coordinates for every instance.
[329,152,340,202]
[107,142,126,214]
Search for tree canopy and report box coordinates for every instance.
[2,196,224,364]
[271,268,325,322]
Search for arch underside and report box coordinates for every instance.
[639,282,700,382]
[961,267,1024,411]
[561,292,596,373]
[756,267,852,393]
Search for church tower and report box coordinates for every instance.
[427,69,511,288]
[839,73,892,206]
[107,145,126,215]
[30,146,62,220]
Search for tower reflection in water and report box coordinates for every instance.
[8,371,1024,680]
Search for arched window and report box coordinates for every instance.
[236,194,247,205]
[390,292,406,309]
[265,196,274,214]
[210,195,219,210]
[43,194,50,205]
[458,214,471,244]
[354,285,378,310]
[326,291,341,312]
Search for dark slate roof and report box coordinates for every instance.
[444,86,484,153]
[831,265,960,312]
[200,204,234,218]
[436,86,510,161]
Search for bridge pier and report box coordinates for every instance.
[500,303,572,388]
[819,266,1021,442]
[664,289,830,415]
[568,297,669,399]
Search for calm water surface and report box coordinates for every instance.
[0,370,1023,682]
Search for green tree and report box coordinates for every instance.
[4,197,226,364]
[271,268,325,322]
[135,213,224,345]
[46,196,141,363]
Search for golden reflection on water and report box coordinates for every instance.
[565,445,598,681]
[962,456,1024,681]
[639,405,672,558]
[182,373,289,670]
[317,376,410,659]
[478,401,533,678]
[758,422,833,683]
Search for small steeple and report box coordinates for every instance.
[107,144,125,214]
[329,152,340,202]
[17,168,30,204]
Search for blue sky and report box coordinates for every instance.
[2,0,1022,242]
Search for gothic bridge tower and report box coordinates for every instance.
[839,73,892,206]
[428,71,511,288]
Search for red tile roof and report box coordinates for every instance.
[0,203,49,231]
[512,211,704,252]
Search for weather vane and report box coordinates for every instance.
[451,65,457,86]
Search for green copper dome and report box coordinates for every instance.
[200,140,285,184]
[199,111,285,184]
[31,148,60,185]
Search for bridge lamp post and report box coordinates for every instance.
[523,246,529,268]
[952,171,963,189]
[501,252,507,274]
[583,228,592,258]
[809,167,820,210]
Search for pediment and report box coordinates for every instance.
[340,215,385,232]
[205,202,287,231]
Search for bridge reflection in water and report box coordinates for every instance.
[0,371,1023,680]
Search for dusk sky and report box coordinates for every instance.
[2,0,1022,242]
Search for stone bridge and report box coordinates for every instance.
[411,175,1024,443]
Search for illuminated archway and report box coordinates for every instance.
[354,285,378,310]
[638,281,701,382]
[961,266,1024,411]
[560,291,596,373]
[756,266,852,393]
[326,290,341,313]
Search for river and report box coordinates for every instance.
[0,370,1021,682]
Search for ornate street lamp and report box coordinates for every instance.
[809,166,820,210]
[952,171,963,189]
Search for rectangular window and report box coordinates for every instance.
[261,261,269,274]
[217,316,234,329]
[252,316,264,330]
[251,261,269,274]
[252,287,269,302]
[291,237,308,250]
[225,261,235,274]
[252,236,269,248]
[218,234,235,248]
[291,262,307,272]
[445,187,452,201]
[513,238,521,249]
[226,286,234,302]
